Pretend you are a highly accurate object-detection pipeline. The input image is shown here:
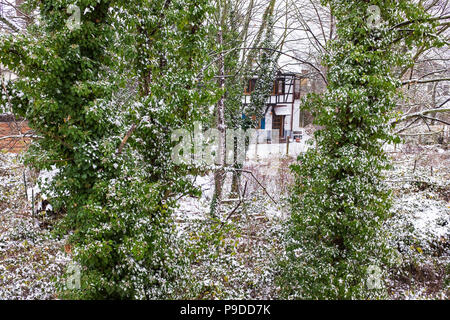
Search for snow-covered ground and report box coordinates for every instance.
[246,135,312,161]
[0,153,70,300]
[384,144,450,299]
[0,141,448,299]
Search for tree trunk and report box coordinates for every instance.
[211,28,227,216]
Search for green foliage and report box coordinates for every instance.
[221,0,278,132]
[246,14,278,129]
[223,7,248,132]
[279,0,443,299]
[59,172,193,299]
[0,0,217,299]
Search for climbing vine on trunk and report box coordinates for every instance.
[279,0,444,299]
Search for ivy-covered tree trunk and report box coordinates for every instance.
[211,26,227,216]
[1,0,217,299]
[229,1,278,195]
[279,0,443,299]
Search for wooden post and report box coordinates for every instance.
[287,75,298,156]
[23,170,28,201]
[31,188,35,217]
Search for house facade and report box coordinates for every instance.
[242,71,321,143]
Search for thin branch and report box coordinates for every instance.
[232,168,278,205]
[0,134,41,141]
[390,14,450,30]
[117,123,137,155]
[402,78,450,85]
[391,107,450,125]
[198,46,328,85]
[421,115,450,126]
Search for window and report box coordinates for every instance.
[294,78,301,99]
[245,78,285,95]
[272,78,285,95]
[244,79,257,95]
[277,79,285,95]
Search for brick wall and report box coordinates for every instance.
[0,119,31,153]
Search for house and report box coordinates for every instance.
[242,70,322,143]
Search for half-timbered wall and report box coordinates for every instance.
[242,73,312,142]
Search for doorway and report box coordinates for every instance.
[272,114,285,142]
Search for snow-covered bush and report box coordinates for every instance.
[1,0,216,299]
[58,173,193,299]
[278,1,444,299]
